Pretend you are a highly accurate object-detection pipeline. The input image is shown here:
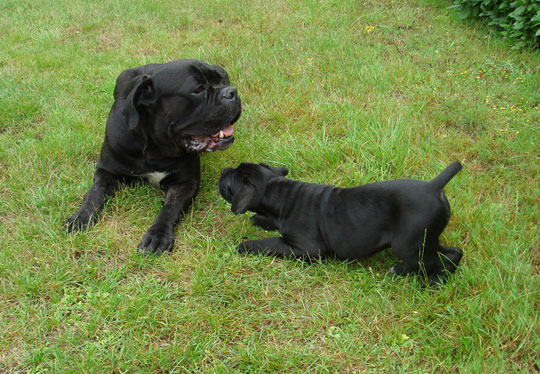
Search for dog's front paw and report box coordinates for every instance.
[250,214,278,231]
[390,263,419,276]
[237,241,260,255]
[237,241,249,254]
[64,210,94,233]
[137,228,174,256]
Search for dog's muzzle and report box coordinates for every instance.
[186,124,235,152]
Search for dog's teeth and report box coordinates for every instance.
[219,131,224,138]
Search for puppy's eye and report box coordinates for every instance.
[193,86,205,94]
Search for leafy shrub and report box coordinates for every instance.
[450,0,540,50]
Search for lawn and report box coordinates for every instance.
[1,0,539,372]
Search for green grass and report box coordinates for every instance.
[1,0,539,372]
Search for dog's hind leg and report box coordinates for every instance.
[427,246,463,284]
[389,226,445,279]
[391,242,462,285]
[64,168,121,233]
[389,232,426,276]
[238,237,326,259]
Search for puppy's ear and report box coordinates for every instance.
[231,177,259,214]
[260,163,289,177]
[125,74,156,131]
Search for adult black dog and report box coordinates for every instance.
[65,59,241,255]
[219,162,463,283]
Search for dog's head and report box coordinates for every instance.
[219,163,289,214]
[121,59,242,154]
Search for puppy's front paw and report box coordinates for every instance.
[137,228,174,256]
[237,241,249,254]
[64,210,93,233]
[390,263,419,276]
[250,214,278,231]
[237,241,260,255]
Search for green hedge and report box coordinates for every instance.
[450,0,540,49]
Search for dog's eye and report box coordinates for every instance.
[193,85,205,94]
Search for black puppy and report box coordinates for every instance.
[219,162,463,283]
[65,59,241,255]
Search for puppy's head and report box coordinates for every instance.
[122,59,242,154]
[219,163,289,214]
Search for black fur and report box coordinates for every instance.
[65,59,241,255]
[219,162,463,283]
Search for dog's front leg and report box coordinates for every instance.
[238,237,325,260]
[250,214,278,231]
[137,180,199,256]
[64,168,120,233]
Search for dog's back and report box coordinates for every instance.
[316,163,462,259]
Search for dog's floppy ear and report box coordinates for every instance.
[260,163,289,177]
[124,74,157,131]
[277,166,289,176]
[231,176,260,214]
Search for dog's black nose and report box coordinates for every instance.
[222,87,237,101]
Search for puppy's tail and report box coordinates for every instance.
[429,162,462,190]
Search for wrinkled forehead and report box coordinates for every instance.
[232,163,266,179]
[152,60,229,94]
[194,62,229,83]
[236,162,259,173]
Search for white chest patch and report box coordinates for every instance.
[144,172,169,185]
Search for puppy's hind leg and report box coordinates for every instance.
[389,229,443,280]
[392,243,462,285]
[389,233,425,276]
[427,246,463,284]
[238,237,325,260]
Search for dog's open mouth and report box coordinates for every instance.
[186,124,235,152]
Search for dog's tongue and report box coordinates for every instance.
[222,124,234,137]
[212,125,234,138]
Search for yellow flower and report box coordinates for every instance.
[363,25,375,34]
